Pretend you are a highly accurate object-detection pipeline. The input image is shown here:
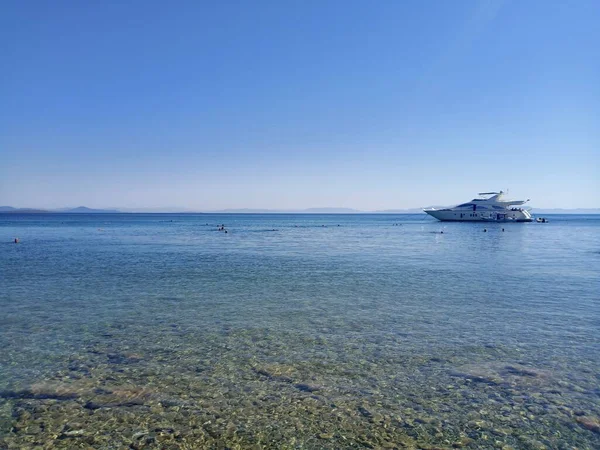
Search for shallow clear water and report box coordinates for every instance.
[1,213,599,449]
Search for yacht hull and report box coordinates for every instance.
[424,209,532,222]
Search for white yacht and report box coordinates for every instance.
[424,191,533,222]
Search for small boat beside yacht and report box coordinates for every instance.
[424,191,533,222]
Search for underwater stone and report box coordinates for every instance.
[358,406,373,418]
[503,365,541,377]
[452,436,473,447]
[370,413,384,423]
[132,431,148,440]
[318,432,334,439]
[60,429,85,437]
[576,416,600,433]
[295,384,320,393]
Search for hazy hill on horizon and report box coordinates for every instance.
[0,206,120,213]
[55,206,120,213]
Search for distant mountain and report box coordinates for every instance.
[119,207,197,213]
[373,208,427,214]
[215,208,276,213]
[57,206,120,213]
[0,206,49,213]
[1,206,121,213]
[302,207,360,213]
[211,207,362,214]
[532,208,600,214]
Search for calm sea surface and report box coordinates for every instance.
[1,213,599,449]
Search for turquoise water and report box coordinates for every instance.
[1,213,599,449]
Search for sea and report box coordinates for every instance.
[1,213,599,449]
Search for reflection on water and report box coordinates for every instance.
[1,213,599,448]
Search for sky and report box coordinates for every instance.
[1,0,599,211]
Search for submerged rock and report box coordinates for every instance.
[502,365,544,378]
[449,371,500,385]
[252,364,296,383]
[295,383,321,393]
[132,430,148,440]
[576,416,600,433]
[318,432,334,439]
[358,406,373,418]
[452,436,474,447]
[60,429,86,438]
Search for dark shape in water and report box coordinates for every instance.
[449,371,499,385]
[0,389,78,401]
[358,406,373,418]
[576,416,600,433]
[503,365,540,377]
[295,383,320,393]
[107,353,141,365]
[84,399,146,410]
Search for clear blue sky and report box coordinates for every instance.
[1,0,598,210]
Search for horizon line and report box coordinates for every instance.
[2,206,600,214]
